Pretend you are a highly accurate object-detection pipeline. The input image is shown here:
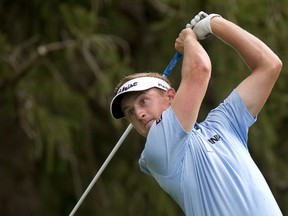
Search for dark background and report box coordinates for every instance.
[0,0,287,215]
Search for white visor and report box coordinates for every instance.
[110,77,170,119]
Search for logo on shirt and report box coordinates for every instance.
[207,134,221,144]
[156,115,162,125]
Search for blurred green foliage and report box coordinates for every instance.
[0,0,287,215]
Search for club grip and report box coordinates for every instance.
[162,52,182,77]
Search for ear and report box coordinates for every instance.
[166,88,176,103]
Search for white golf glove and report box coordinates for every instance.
[186,11,221,40]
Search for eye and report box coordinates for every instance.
[127,109,135,117]
[140,98,148,105]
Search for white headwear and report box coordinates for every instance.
[110,77,170,119]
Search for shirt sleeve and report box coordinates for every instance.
[204,89,256,148]
[139,107,189,177]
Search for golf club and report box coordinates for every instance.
[68,52,182,216]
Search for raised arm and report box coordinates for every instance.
[210,16,282,117]
[172,28,211,132]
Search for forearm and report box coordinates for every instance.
[182,38,211,80]
[187,11,281,117]
[175,28,211,81]
[210,16,281,72]
[173,28,211,131]
[210,16,282,116]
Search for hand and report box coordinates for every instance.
[175,28,197,54]
[186,11,221,40]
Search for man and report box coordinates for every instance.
[110,12,282,215]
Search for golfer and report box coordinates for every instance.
[110,12,283,215]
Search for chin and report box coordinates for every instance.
[138,128,149,137]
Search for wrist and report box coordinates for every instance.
[184,37,198,48]
[210,15,223,35]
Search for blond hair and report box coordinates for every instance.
[114,72,171,95]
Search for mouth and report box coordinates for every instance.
[144,119,155,129]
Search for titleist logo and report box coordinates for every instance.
[118,82,138,94]
[158,83,168,89]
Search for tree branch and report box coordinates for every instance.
[0,38,79,92]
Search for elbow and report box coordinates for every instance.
[182,56,211,81]
[198,60,212,79]
[275,56,282,75]
[270,55,282,78]
[260,52,282,79]
[193,53,212,78]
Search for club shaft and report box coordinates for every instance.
[163,52,182,77]
[69,52,182,216]
[69,123,133,216]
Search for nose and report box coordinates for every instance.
[135,107,146,120]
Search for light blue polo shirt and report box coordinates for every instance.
[139,90,282,216]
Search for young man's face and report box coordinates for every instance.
[121,88,175,137]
